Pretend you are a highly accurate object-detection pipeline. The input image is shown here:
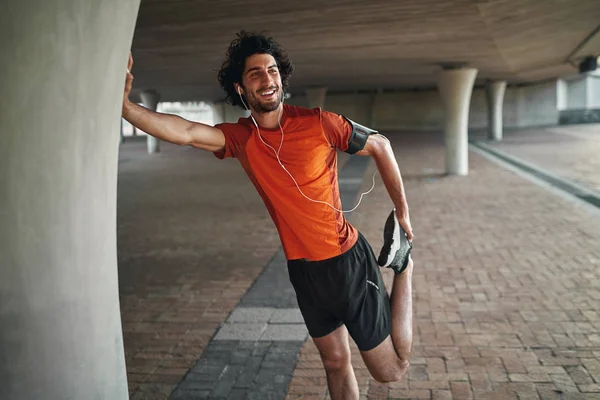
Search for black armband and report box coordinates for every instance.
[343,116,379,154]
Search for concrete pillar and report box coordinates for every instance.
[120,118,125,143]
[438,67,478,176]
[567,76,589,109]
[0,1,138,399]
[139,90,161,154]
[306,87,327,109]
[485,80,507,141]
[556,79,568,111]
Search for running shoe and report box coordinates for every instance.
[377,209,412,274]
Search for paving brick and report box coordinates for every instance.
[525,366,566,375]
[260,324,309,341]
[508,373,552,383]
[410,380,450,390]
[235,356,264,388]
[450,382,472,400]
[431,390,453,400]
[427,357,447,373]
[271,308,305,323]
[227,388,249,400]
[565,365,595,385]
[227,307,274,323]
[550,373,580,393]
[214,323,267,341]
[428,373,469,382]
[388,389,431,399]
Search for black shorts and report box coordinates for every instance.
[287,232,391,351]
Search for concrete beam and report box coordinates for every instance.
[0,0,138,398]
[438,67,478,175]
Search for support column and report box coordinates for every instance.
[438,67,478,176]
[120,118,125,143]
[305,87,327,109]
[0,0,138,398]
[556,79,568,111]
[139,90,161,154]
[485,80,507,141]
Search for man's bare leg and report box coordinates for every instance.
[312,325,359,400]
[360,256,414,382]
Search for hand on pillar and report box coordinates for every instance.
[123,53,134,110]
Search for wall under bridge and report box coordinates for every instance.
[287,80,560,132]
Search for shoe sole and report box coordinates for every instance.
[379,211,400,267]
[377,210,412,272]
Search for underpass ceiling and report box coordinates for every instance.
[130,0,600,102]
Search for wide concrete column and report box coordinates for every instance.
[306,87,327,109]
[120,118,125,143]
[485,80,507,141]
[140,90,161,153]
[0,1,138,399]
[438,67,478,176]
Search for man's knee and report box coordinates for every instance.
[321,350,351,373]
[372,359,409,383]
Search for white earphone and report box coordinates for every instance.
[236,87,377,214]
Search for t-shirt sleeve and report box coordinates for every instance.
[320,109,352,152]
[212,122,250,159]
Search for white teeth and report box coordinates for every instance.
[261,90,275,96]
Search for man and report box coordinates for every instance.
[122,31,414,400]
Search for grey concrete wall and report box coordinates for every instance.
[0,1,139,399]
[559,109,600,124]
[517,80,559,127]
[287,80,559,131]
[568,76,588,109]
[213,102,250,124]
[588,76,600,108]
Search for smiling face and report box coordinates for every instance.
[238,53,284,114]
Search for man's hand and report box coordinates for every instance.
[123,53,134,109]
[118,52,226,151]
[395,209,414,243]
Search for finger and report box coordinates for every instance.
[127,52,133,72]
[400,221,413,240]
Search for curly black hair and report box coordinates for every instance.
[218,30,294,109]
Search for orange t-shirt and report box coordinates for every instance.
[214,104,359,261]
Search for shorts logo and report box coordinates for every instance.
[366,280,379,291]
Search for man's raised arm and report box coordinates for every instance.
[122,54,225,153]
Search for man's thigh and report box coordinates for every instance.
[360,335,408,383]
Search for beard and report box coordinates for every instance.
[246,87,283,113]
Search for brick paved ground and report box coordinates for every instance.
[286,132,600,399]
[118,127,600,399]
[486,124,600,193]
[117,140,281,399]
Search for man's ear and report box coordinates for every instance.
[235,84,243,95]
